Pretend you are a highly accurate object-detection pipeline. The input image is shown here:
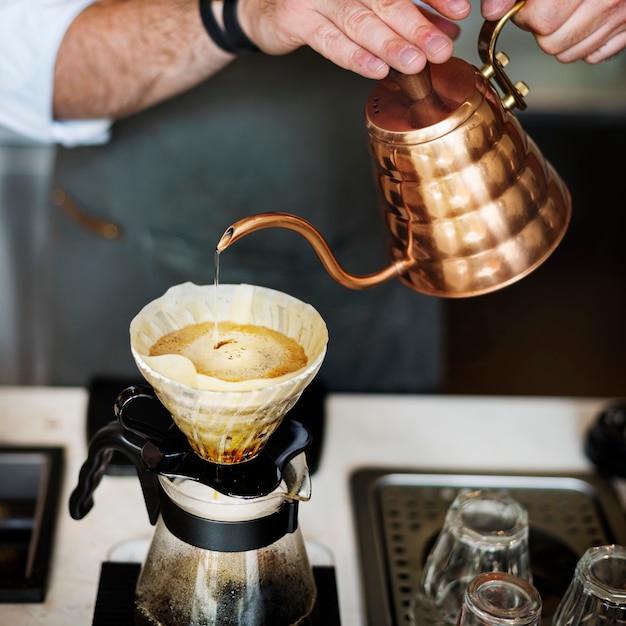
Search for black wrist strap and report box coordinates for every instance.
[199,0,260,55]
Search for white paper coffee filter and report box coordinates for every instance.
[129,283,328,463]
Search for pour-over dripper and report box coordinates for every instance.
[130,282,328,464]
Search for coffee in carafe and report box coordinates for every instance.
[133,474,319,626]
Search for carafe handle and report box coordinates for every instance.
[68,420,162,524]
[68,385,175,524]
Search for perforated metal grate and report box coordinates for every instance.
[351,470,626,626]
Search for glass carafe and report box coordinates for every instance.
[134,453,316,626]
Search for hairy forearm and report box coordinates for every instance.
[53,0,234,120]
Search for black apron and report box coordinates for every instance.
[45,48,442,392]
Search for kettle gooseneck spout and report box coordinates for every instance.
[216,212,414,290]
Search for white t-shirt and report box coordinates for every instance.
[0,0,111,146]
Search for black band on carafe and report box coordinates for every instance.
[160,494,300,552]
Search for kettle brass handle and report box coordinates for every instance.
[478,0,530,111]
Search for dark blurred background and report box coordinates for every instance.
[443,113,626,397]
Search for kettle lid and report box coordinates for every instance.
[365,57,481,141]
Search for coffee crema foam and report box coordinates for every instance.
[149,321,308,383]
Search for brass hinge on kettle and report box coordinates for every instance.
[478,0,529,111]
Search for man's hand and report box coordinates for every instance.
[481,0,626,64]
[238,0,471,79]
[54,0,470,120]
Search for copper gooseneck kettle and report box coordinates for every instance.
[217,1,571,298]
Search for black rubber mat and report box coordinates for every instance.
[92,561,341,625]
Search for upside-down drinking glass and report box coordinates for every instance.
[411,489,532,626]
[457,572,542,626]
[552,544,626,626]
